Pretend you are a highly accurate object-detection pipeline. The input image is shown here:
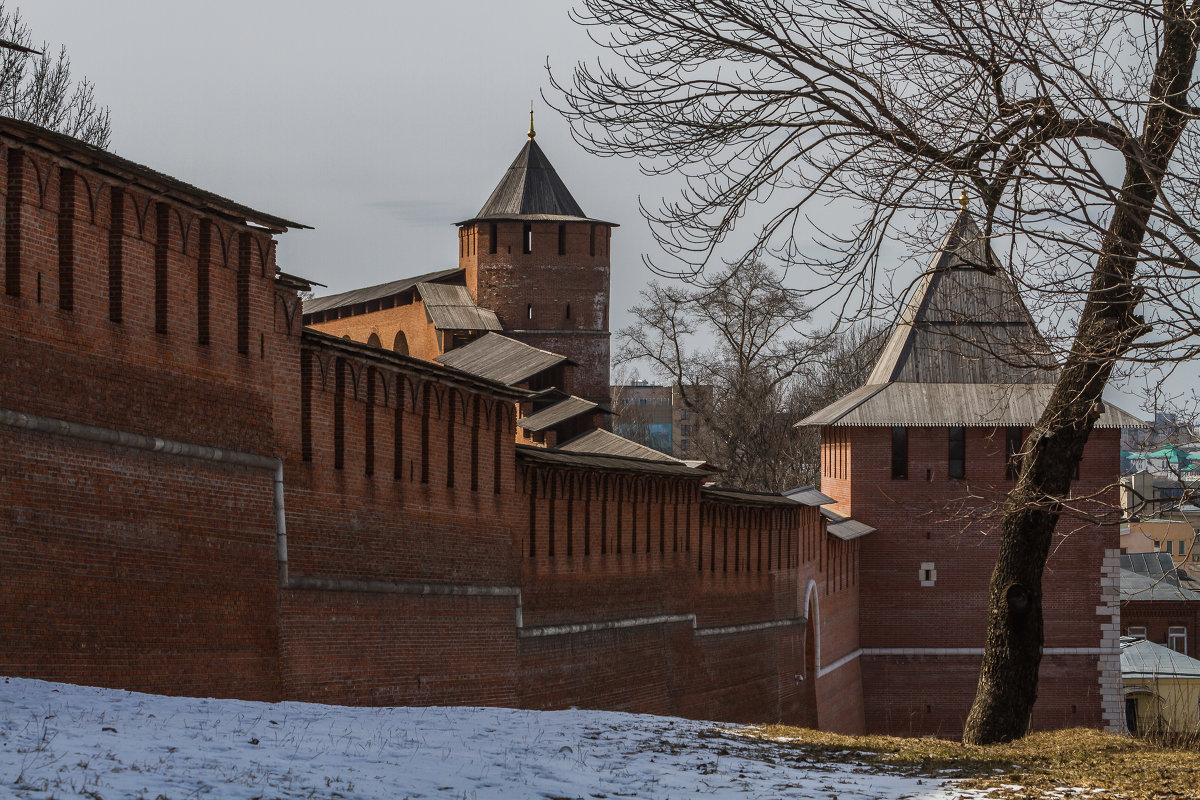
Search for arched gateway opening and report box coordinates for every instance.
[801,579,820,729]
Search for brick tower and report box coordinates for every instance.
[801,202,1135,736]
[455,114,615,406]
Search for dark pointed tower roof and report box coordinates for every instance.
[799,205,1143,428]
[477,138,587,219]
[458,123,616,226]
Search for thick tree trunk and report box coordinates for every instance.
[963,2,1200,744]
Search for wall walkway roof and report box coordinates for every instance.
[518,397,601,432]
[435,333,574,386]
[303,268,461,316]
[417,282,502,332]
[557,428,680,462]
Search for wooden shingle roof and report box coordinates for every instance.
[303,268,461,315]
[867,212,1055,385]
[0,117,309,232]
[517,396,601,432]
[417,282,502,332]
[800,382,1143,428]
[517,444,703,478]
[557,428,681,462]
[434,333,574,386]
[800,209,1146,428]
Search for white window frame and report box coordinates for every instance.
[1127,626,1147,639]
[1168,625,1187,655]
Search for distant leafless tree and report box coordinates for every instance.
[555,0,1200,743]
[790,322,888,483]
[618,259,882,491]
[0,3,111,147]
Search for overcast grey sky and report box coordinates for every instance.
[25,0,666,340]
[23,1,1199,411]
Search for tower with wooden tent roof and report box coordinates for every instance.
[301,113,616,410]
[800,196,1138,737]
[455,111,616,407]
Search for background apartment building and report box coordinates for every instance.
[611,381,713,461]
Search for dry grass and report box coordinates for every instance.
[737,725,1200,799]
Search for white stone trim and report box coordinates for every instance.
[1098,547,1124,732]
[858,647,1112,656]
[818,648,861,677]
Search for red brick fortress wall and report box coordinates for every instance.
[512,461,866,728]
[275,334,523,706]
[0,138,287,699]
[0,123,901,733]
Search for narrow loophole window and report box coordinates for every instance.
[948,426,966,479]
[522,222,532,254]
[488,222,498,254]
[891,426,908,479]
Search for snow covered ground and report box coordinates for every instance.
[1,676,1001,799]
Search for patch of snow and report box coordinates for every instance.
[0,676,1023,798]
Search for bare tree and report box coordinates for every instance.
[790,322,887,483]
[553,0,1200,743]
[618,259,882,490]
[0,3,111,147]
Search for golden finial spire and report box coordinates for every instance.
[528,105,536,140]
[959,188,969,211]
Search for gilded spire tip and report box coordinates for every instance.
[528,105,536,140]
[959,188,969,211]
